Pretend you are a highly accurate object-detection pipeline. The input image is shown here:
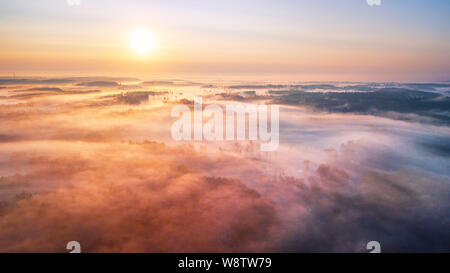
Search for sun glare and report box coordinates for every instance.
[129,29,156,55]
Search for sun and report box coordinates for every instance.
[129,28,156,55]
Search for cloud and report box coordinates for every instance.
[0,138,448,252]
[228,84,288,89]
[201,84,216,89]
[23,87,64,92]
[0,79,448,252]
[6,87,100,99]
[0,77,140,86]
[0,78,76,85]
[0,143,279,252]
[104,91,169,105]
[211,83,450,125]
[76,81,120,87]
[142,80,201,87]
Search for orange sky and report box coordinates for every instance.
[1,0,449,81]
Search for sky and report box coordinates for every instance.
[0,0,449,81]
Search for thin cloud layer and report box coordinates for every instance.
[0,79,448,252]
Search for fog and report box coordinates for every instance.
[0,77,448,252]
